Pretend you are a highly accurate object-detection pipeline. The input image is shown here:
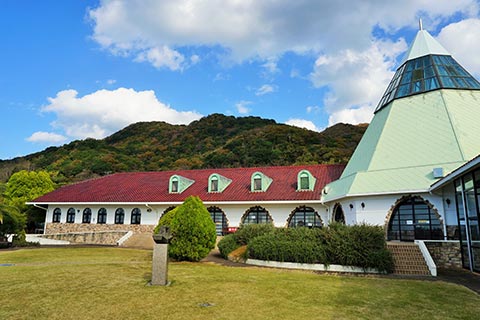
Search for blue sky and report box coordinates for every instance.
[2,0,480,160]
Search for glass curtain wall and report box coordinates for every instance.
[455,170,480,272]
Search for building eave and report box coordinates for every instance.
[27,199,323,207]
[321,189,429,204]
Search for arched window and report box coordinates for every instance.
[131,208,141,225]
[52,208,61,223]
[333,204,345,224]
[242,206,273,225]
[288,206,322,228]
[97,208,107,224]
[66,208,76,223]
[207,206,228,235]
[388,196,444,241]
[82,208,92,224]
[115,208,125,224]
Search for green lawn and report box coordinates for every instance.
[1,247,479,320]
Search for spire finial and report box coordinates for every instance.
[419,18,423,31]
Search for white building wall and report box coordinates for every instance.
[326,192,447,229]
[44,202,329,229]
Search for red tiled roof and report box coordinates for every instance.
[31,164,345,203]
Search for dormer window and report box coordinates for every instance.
[297,170,316,191]
[169,175,194,193]
[251,172,272,192]
[208,173,232,193]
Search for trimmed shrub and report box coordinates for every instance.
[218,234,240,259]
[248,228,326,263]
[154,196,216,262]
[246,224,394,273]
[320,223,393,272]
[234,223,275,245]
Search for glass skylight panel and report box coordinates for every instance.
[376,54,480,113]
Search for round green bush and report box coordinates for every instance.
[161,196,216,262]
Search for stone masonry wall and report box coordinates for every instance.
[42,231,127,245]
[45,222,155,235]
[424,241,462,269]
[43,223,156,245]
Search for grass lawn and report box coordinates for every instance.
[1,247,479,320]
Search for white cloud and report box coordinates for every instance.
[285,119,321,132]
[87,0,480,124]
[437,18,480,76]
[107,79,117,85]
[135,46,185,71]
[88,0,478,63]
[327,105,375,126]
[235,101,252,114]
[41,88,202,140]
[255,84,276,96]
[26,131,67,143]
[311,38,407,125]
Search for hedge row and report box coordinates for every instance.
[218,223,394,273]
[218,224,274,259]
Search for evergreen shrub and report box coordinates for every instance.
[234,223,275,245]
[217,234,240,259]
[248,228,326,263]
[247,223,394,273]
[320,223,394,272]
[153,207,178,234]
[154,196,216,261]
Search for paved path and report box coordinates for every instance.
[436,268,480,294]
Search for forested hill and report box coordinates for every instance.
[0,114,367,184]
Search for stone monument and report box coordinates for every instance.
[151,226,173,286]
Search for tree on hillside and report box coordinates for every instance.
[4,170,55,233]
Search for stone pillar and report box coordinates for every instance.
[152,242,169,286]
[151,226,172,286]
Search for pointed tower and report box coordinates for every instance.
[322,25,480,240]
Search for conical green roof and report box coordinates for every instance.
[323,28,480,202]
